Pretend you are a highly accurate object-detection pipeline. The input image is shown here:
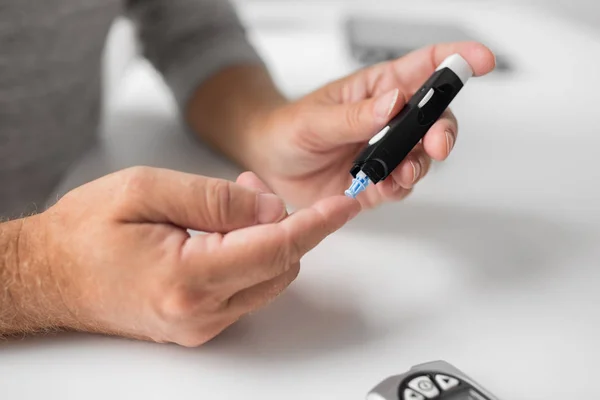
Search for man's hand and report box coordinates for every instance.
[189,41,495,209]
[248,42,496,208]
[1,167,359,345]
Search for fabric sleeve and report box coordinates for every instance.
[125,0,264,110]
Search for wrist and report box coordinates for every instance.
[1,215,69,335]
[186,64,289,170]
[241,101,290,177]
[238,97,281,161]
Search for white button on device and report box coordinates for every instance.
[368,125,390,145]
[435,375,460,391]
[408,376,440,398]
[403,388,425,400]
[418,88,435,108]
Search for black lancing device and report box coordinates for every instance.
[344,54,474,198]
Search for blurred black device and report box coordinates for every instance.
[345,17,511,72]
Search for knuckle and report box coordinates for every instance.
[159,286,196,320]
[158,284,223,321]
[266,226,292,266]
[307,206,330,239]
[313,207,330,232]
[271,245,290,273]
[121,166,152,191]
[206,179,236,227]
[279,227,303,266]
[175,330,214,348]
[115,166,152,204]
[175,321,232,348]
[345,104,362,130]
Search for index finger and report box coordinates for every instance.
[211,195,361,291]
[392,41,496,94]
[276,195,361,261]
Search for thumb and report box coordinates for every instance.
[236,171,288,222]
[236,171,276,194]
[318,88,403,144]
[113,167,286,233]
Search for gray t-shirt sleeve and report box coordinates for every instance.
[125,0,264,110]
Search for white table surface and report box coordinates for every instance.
[3,1,600,399]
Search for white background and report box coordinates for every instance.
[3,1,600,399]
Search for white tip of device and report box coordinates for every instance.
[435,54,473,85]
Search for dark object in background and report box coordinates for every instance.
[345,17,511,72]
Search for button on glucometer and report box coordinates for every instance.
[403,388,425,400]
[368,125,390,145]
[408,376,439,398]
[418,88,435,108]
[435,375,460,391]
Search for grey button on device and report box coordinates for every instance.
[435,374,460,391]
[408,376,440,398]
[418,88,435,108]
[403,388,425,400]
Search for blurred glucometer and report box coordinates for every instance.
[345,54,473,198]
[366,360,499,400]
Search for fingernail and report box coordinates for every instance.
[411,160,421,183]
[374,89,399,119]
[445,129,455,154]
[257,193,286,224]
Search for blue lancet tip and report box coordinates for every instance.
[345,171,370,199]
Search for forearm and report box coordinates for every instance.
[185,64,289,170]
[125,0,283,170]
[0,216,60,336]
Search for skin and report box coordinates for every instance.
[0,41,496,345]
[0,167,359,345]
